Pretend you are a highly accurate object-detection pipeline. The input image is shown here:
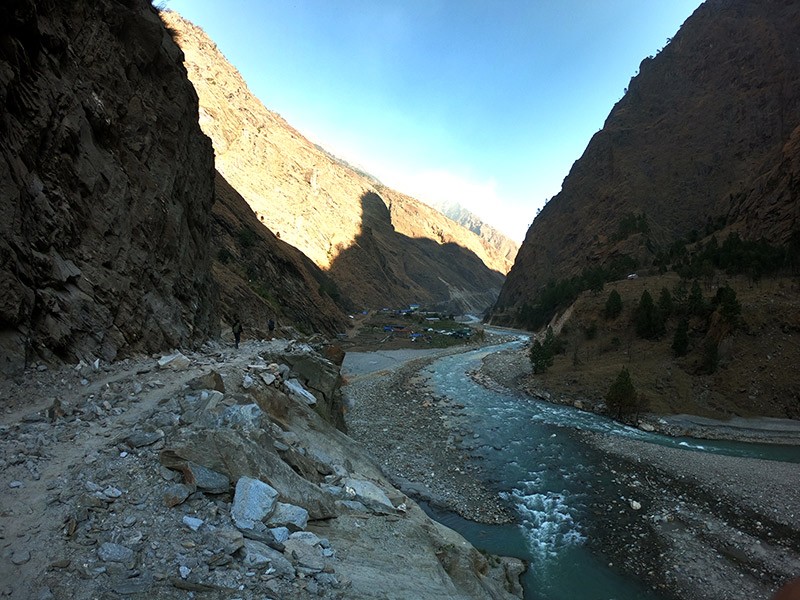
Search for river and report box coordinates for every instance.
[344,335,800,599]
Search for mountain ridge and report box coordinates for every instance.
[495,0,800,316]
[161,10,514,312]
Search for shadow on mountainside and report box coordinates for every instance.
[325,191,505,313]
[211,171,348,337]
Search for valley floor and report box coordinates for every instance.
[344,337,800,600]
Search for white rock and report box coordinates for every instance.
[342,478,396,513]
[285,378,317,406]
[630,500,642,510]
[231,477,279,531]
[157,352,190,370]
[182,516,204,531]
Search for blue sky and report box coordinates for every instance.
[164,1,703,242]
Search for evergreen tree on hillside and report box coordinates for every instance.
[634,290,665,339]
[606,367,638,421]
[605,289,623,320]
[658,287,674,319]
[672,319,689,357]
[713,285,741,327]
[687,281,706,317]
[529,339,554,374]
[529,327,563,373]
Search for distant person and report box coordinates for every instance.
[232,317,243,349]
[268,318,276,339]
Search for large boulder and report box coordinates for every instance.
[265,344,347,431]
[164,429,336,520]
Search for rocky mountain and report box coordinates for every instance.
[429,199,520,269]
[210,171,348,339]
[160,11,507,313]
[0,0,354,376]
[0,0,219,375]
[495,0,800,319]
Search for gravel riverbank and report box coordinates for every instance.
[343,345,514,525]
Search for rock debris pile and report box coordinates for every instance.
[0,339,523,600]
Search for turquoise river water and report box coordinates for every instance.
[418,336,800,600]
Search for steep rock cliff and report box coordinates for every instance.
[497,0,800,314]
[0,0,218,375]
[431,199,520,268]
[726,123,800,244]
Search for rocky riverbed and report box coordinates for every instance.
[343,347,514,525]
[471,344,800,600]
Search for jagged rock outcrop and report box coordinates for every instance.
[0,0,217,374]
[497,0,800,315]
[160,11,507,313]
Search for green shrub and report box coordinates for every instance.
[237,228,257,249]
[672,319,689,357]
[217,248,232,264]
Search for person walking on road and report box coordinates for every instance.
[232,317,243,349]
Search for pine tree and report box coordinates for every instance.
[604,289,622,319]
[672,319,689,356]
[606,367,637,421]
[635,290,665,339]
[713,285,741,327]
[658,287,674,319]
[529,339,554,374]
[687,281,706,317]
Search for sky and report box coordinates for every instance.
[164,0,704,243]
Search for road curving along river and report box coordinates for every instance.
[344,336,800,599]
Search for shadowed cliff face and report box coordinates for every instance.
[326,192,505,314]
[498,0,800,313]
[0,0,218,374]
[211,171,349,337]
